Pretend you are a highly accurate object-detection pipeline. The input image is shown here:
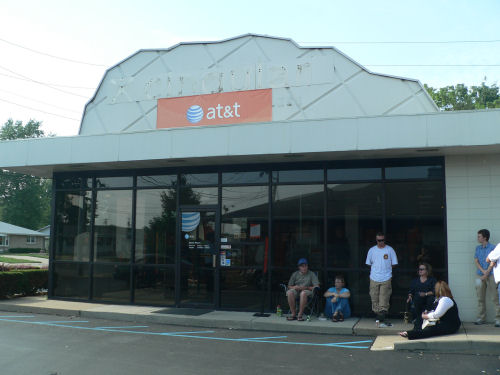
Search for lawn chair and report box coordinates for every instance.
[279,283,322,321]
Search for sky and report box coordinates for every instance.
[0,0,499,136]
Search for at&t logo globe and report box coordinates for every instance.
[186,105,204,124]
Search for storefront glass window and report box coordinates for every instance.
[135,189,176,264]
[272,184,324,269]
[220,185,269,309]
[180,173,218,186]
[134,265,175,306]
[385,165,443,179]
[52,262,89,299]
[328,168,382,182]
[137,175,177,188]
[54,191,92,261]
[222,171,269,185]
[95,176,133,188]
[92,263,131,302]
[94,190,133,262]
[326,183,383,268]
[385,181,446,271]
[272,169,324,184]
[179,187,218,205]
[55,176,91,190]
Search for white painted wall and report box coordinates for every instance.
[446,154,500,322]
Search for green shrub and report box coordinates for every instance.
[7,248,42,254]
[0,270,48,298]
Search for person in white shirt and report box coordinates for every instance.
[365,232,398,327]
[486,243,500,327]
[399,280,461,340]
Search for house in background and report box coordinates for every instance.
[37,225,51,251]
[0,221,47,252]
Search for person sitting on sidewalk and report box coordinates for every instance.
[406,262,437,330]
[324,275,351,322]
[399,280,461,340]
[286,258,320,321]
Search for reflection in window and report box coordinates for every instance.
[53,263,89,299]
[385,165,443,180]
[180,173,218,186]
[92,263,131,302]
[55,177,91,190]
[180,187,218,205]
[385,181,446,270]
[222,171,268,185]
[222,186,269,267]
[137,175,177,188]
[54,191,92,261]
[327,183,383,268]
[136,189,176,264]
[272,170,324,184]
[272,185,324,269]
[95,176,133,188]
[94,190,132,262]
[328,168,382,182]
[134,265,175,306]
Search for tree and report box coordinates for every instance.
[0,119,52,230]
[425,82,500,111]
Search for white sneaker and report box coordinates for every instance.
[495,320,500,327]
[378,322,392,328]
[474,319,486,325]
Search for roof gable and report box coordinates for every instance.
[80,34,437,135]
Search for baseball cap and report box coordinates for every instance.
[297,258,308,266]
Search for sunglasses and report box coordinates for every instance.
[418,268,427,271]
[376,239,385,242]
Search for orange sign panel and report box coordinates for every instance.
[157,89,272,129]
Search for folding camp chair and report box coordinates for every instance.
[279,283,322,320]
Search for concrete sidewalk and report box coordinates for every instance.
[0,296,498,355]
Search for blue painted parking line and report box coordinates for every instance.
[0,317,372,349]
[241,336,288,341]
[95,325,149,329]
[38,321,89,324]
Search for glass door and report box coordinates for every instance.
[179,209,219,307]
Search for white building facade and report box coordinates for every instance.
[1,35,499,321]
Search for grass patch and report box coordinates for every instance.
[0,256,41,264]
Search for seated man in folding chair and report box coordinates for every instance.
[286,258,320,321]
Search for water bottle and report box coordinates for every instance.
[276,305,282,317]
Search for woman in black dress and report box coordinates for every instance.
[399,280,461,340]
[407,262,436,330]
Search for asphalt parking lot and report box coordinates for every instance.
[0,312,498,375]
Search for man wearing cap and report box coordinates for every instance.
[366,232,398,327]
[286,258,320,321]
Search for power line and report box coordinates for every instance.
[299,39,500,45]
[0,97,80,121]
[0,37,106,67]
[0,88,81,114]
[0,64,90,98]
[0,71,96,89]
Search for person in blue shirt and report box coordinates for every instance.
[474,229,499,325]
[324,275,351,322]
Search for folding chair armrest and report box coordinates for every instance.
[279,283,288,293]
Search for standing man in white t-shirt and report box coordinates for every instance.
[366,232,398,327]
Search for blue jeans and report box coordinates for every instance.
[324,297,351,319]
